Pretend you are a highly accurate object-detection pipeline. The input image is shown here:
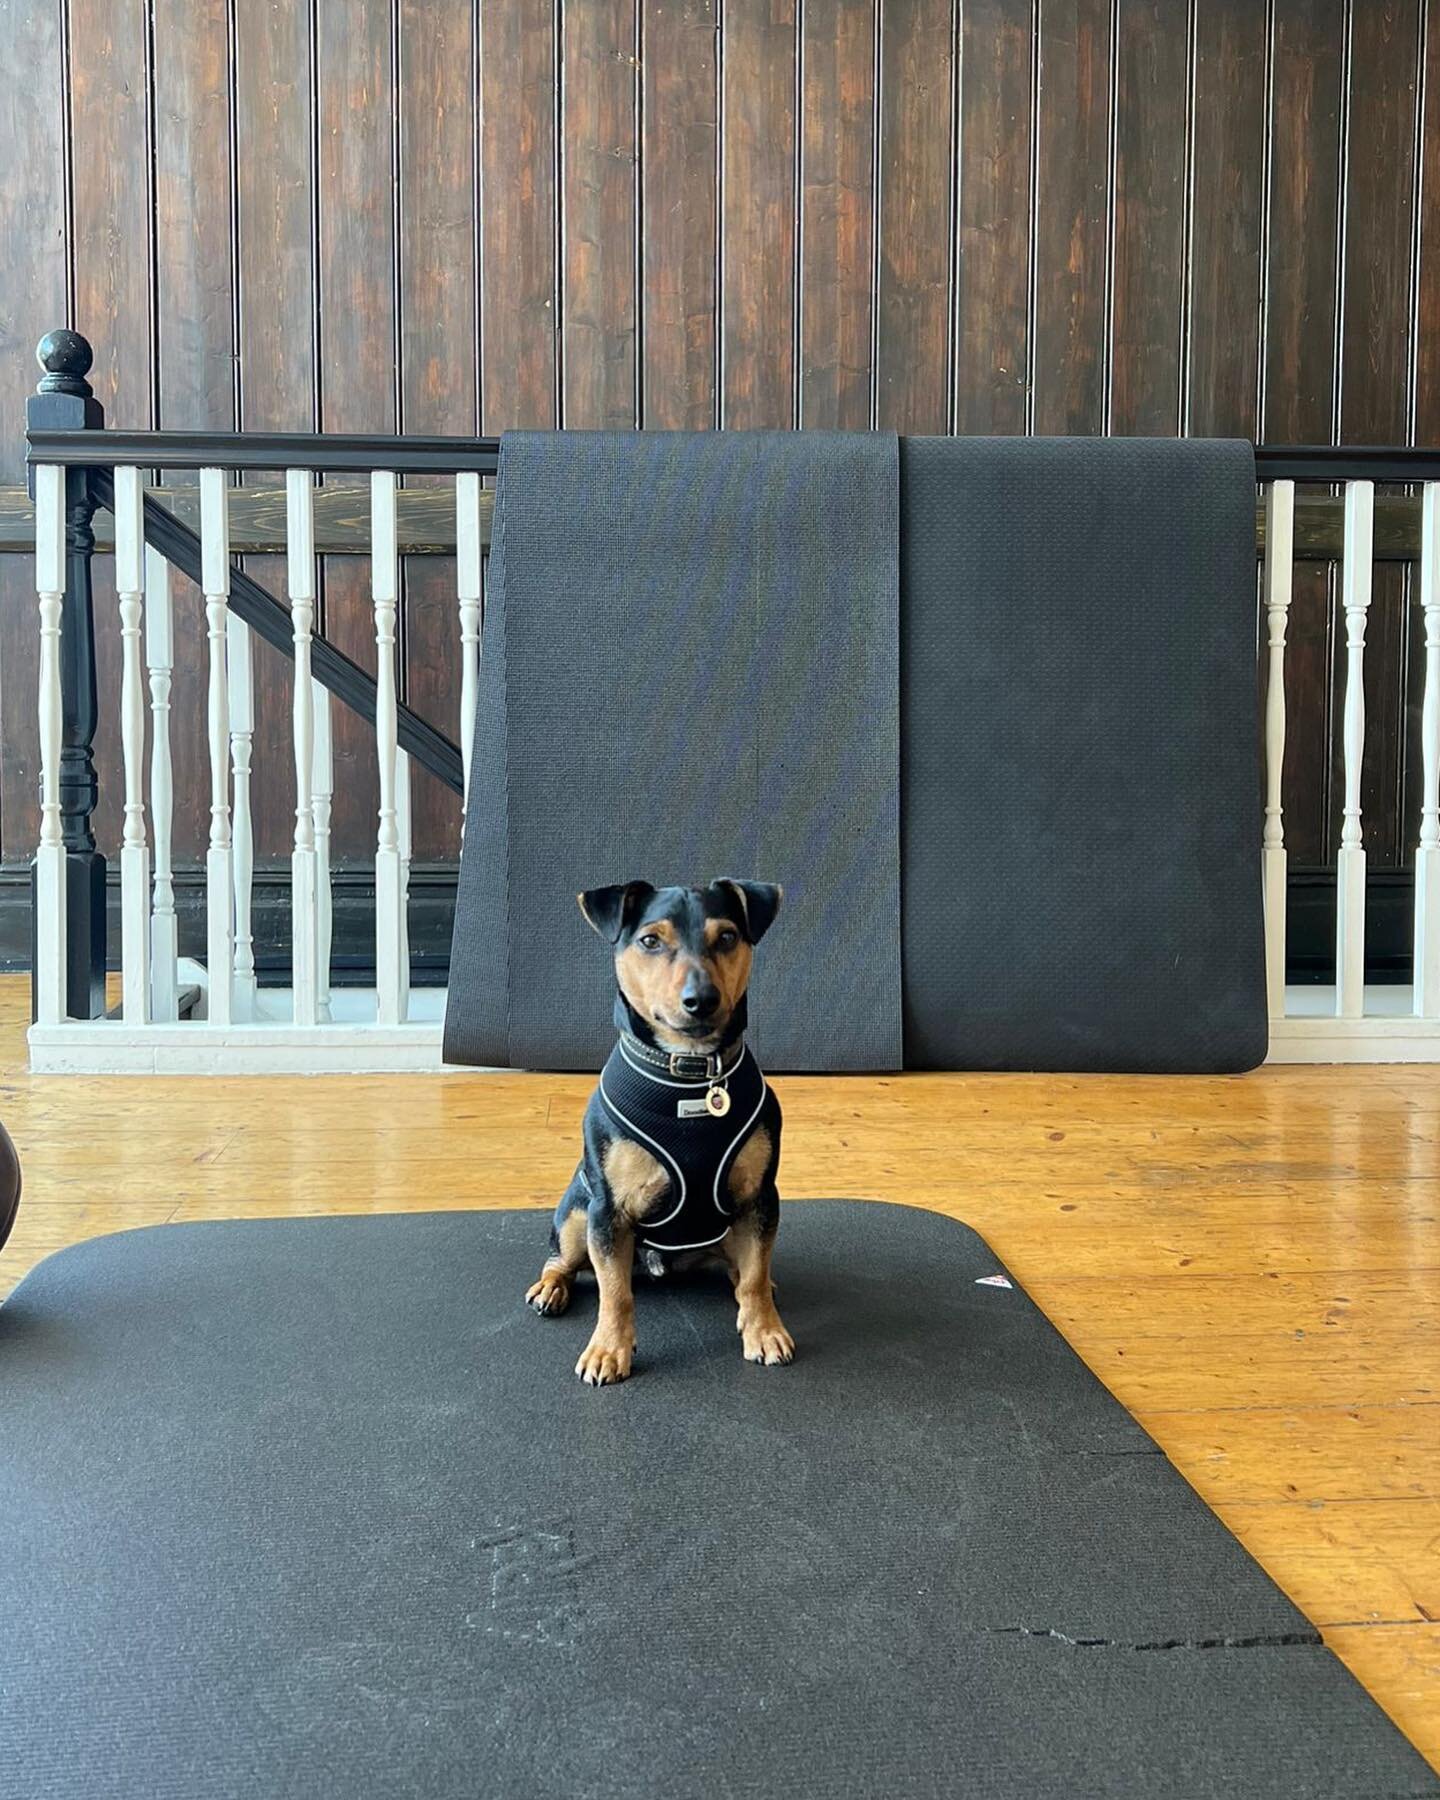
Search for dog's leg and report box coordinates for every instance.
[726,1195,794,1367]
[526,1181,590,1317]
[575,1213,637,1386]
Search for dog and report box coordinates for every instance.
[525,879,793,1386]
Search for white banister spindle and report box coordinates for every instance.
[312,681,334,1022]
[372,471,403,1025]
[1415,483,1440,1019]
[113,468,151,1024]
[145,546,179,1021]
[287,469,320,1027]
[227,611,256,1020]
[1336,480,1374,1020]
[201,468,234,1025]
[33,464,67,1026]
[456,471,483,813]
[397,747,412,1021]
[1262,480,1295,1020]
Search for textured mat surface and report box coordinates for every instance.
[2,1204,1433,1799]
[443,429,901,1072]
[901,435,1266,1071]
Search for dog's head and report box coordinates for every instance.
[578,880,782,1053]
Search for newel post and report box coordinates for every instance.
[28,330,107,1020]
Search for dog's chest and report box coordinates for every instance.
[596,1044,770,1250]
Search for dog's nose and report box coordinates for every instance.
[680,980,720,1019]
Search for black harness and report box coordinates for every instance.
[596,1033,770,1251]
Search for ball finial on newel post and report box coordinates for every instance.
[36,329,94,397]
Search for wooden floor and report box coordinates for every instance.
[1,977,1437,1771]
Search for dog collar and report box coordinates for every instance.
[618,1031,745,1085]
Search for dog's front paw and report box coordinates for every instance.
[740,1314,795,1367]
[526,1269,572,1316]
[575,1333,634,1386]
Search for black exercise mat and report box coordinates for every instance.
[444,429,901,1072]
[901,435,1266,1071]
[2,1204,1432,1799]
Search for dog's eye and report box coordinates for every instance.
[637,932,663,953]
[715,929,739,952]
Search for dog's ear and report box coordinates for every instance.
[577,881,654,945]
[716,880,783,944]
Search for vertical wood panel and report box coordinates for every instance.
[0,0,68,864]
[1412,0,1440,869]
[154,0,234,435]
[399,0,474,863]
[954,0,1032,434]
[1265,0,1344,869]
[1185,0,1266,436]
[640,0,718,429]
[1109,0,1188,434]
[318,0,396,865]
[1416,0,1440,442]
[1031,0,1111,435]
[1338,0,1421,872]
[875,0,955,432]
[799,0,876,429]
[154,0,234,867]
[479,0,558,430]
[70,0,154,863]
[562,0,639,428]
[721,0,798,428]
[235,0,315,867]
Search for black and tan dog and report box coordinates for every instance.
[526,879,793,1386]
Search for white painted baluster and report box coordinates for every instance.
[1336,480,1374,1020]
[1415,483,1440,1019]
[201,467,234,1025]
[33,464,67,1026]
[312,682,334,1022]
[397,747,412,1021]
[145,546,179,1021]
[113,468,151,1023]
[287,469,320,1027]
[456,471,483,815]
[1262,480,1295,1021]
[228,612,256,1021]
[372,470,403,1025]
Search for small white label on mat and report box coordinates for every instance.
[975,1274,1013,1289]
[676,1097,710,1118]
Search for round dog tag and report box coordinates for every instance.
[705,1085,732,1118]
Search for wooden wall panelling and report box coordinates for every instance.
[317,0,396,867]
[1335,0,1422,874]
[479,0,558,431]
[1185,0,1266,437]
[639,0,718,429]
[562,0,639,430]
[154,0,236,868]
[235,0,317,868]
[1030,0,1111,436]
[721,0,798,429]
[875,0,955,432]
[1404,0,1440,867]
[1109,0,1189,434]
[1265,0,1345,869]
[69,0,155,865]
[0,0,69,865]
[799,0,876,430]
[954,0,1032,435]
[398,0,474,864]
